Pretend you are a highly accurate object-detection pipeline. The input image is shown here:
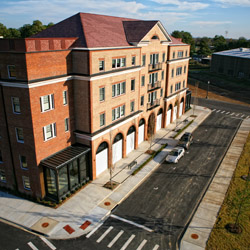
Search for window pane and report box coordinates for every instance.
[121,58,126,67]
[8,65,16,78]
[99,60,104,71]
[121,82,125,94]
[0,170,6,182]
[69,160,79,189]
[79,155,87,182]
[12,97,20,113]
[45,168,57,197]
[112,59,116,68]
[112,109,115,121]
[112,85,116,97]
[23,176,30,189]
[100,113,105,126]
[117,58,121,67]
[99,87,105,101]
[141,76,145,86]
[141,96,144,106]
[58,166,69,196]
[16,128,24,141]
[43,95,50,110]
[63,91,67,105]
[116,107,120,118]
[20,155,27,168]
[117,83,121,95]
[46,124,53,139]
[65,118,69,131]
[121,105,125,116]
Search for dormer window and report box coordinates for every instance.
[151,35,159,40]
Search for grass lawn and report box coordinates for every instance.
[206,132,250,250]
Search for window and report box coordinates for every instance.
[183,80,186,88]
[161,71,164,80]
[185,50,188,57]
[162,53,165,62]
[130,101,135,112]
[0,170,6,182]
[176,67,182,76]
[184,66,186,74]
[149,72,158,85]
[40,94,54,112]
[99,60,105,71]
[99,87,105,101]
[141,75,145,87]
[20,155,27,169]
[177,51,183,58]
[132,56,136,66]
[65,118,69,132]
[175,82,181,91]
[112,81,126,97]
[150,53,159,65]
[112,57,126,69]
[112,105,125,121]
[171,69,174,78]
[131,79,135,91]
[43,123,56,141]
[148,91,157,103]
[63,91,68,105]
[0,150,2,162]
[170,85,173,94]
[7,65,16,79]
[100,113,105,127]
[11,97,20,114]
[16,127,24,143]
[140,96,144,106]
[23,176,31,190]
[160,88,163,97]
[173,52,175,59]
[142,55,146,66]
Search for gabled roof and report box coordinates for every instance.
[32,12,172,48]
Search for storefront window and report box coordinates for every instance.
[79,155,87,182]
[45,168,57,197]
[69,160,79,189]
[58,166,69,196]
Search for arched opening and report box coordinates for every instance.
[147,113,155,139]
[96,142,109,176]
[179,97,184,117]
[126,126,136,155]
[156,108,163,131]
[167,104,172,125]
[138,119,145,145]
[112,133,123,164]
[173,101,178,121]
[151,35,159,40]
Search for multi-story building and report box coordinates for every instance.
[211,48,250,79]
[0,13,190,202]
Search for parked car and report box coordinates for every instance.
[166,147,185,163]
[178,132,193,150]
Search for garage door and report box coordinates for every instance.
[179,102,183,117]
[156,114,162,131]
[166,109,171,126]
[173,105,177,121]
[138,124,144,144]
[112,139,122,164]
[96,148,108,176]
[126,132,135,155]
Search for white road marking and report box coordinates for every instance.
[231,113,235,115]
[247,116,249,119]
[226,112,230,114]
[110,214,153,232]
[236,113,240,116]
[216,110,221,113]
[107,230,124,248]
[152,244,160,250]
[96,226,113,243]
[40,237,56,250]
[221,110,225,113]
[27,242,39,250]
[120,234,135,250]
[212,109,216,112]
[136,239,147,250]
[241,115,245,118]
[86,222,103,238]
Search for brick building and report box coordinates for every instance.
[0,13,190,202]
[211,48,250,79]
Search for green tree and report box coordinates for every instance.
[197,37,212,57]
[212,35,227,52]
[0,23,8,37]
[5,28,21,38]
[171,30,195,56]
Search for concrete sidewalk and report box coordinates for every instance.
[0,106,211,240]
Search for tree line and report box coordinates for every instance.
[171,30,250,57]
[0,20,53,38]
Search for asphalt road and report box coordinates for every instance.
[0,99,246,250]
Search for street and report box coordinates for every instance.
[1,99,249,250]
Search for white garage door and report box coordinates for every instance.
[156,114,162,131]
[166,109,171,126]
[179,102,183,117]
[126,132,135,155]
[96,148,108,176]
[173,106,178,121]
[112,139,122,164]
[138,124,144,145]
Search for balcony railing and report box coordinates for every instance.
[147,81,161,92]
[148,62,162,72]
[147,99,160,110]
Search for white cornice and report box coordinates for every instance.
[0,67,142,88]
[167,58,190,64]
[165,89,187,102]
[75,112,140,141]
[72,46,138,51]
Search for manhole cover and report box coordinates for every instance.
[42,222,49,228]
[104,202,111,206]
[191,233,199,239]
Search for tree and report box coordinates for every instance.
[147,114,155,151]
[0,23,7,37]
[171,30,196,56]
[197,37,212,57]
[212,35,227,52]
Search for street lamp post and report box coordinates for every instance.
[206,81,210,99]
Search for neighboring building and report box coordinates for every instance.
[0,13,190,202]
[211,48,250,79]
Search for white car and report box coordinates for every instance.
[166,147,185,163]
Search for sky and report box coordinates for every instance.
[0,0,250,39]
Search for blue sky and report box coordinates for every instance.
[0,0,250,39]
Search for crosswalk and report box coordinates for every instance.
[86,220,160,250]
[212,109,249,119]
[15,236,56,250]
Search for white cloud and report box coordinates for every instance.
[152,0,209,11]
[192,21,232,26]
[213,0,250,7]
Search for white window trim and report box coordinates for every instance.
[11,97,21,114]
[15,127,24,143]
[7,65,16,79]
[43,123,56,141]
[112,82,126,98]
[63,90,68,105]
[40,94,54,112]
[112,105,125,121]
[19,155,28,170]
[112,57,126,69]
[22,176,31,190]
